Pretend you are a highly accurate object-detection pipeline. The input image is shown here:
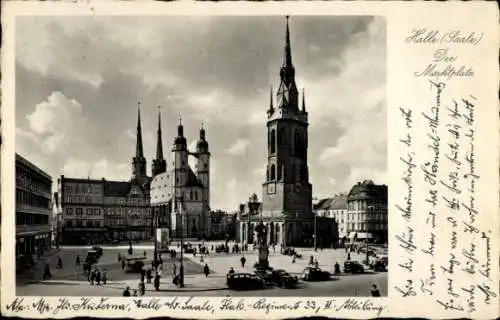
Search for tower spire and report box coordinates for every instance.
[136,102,144,158]
[269,85,274,111]
[152,105,167,176]
[156,106,164,160]
[302,88,306,112]
[284,15,292,67]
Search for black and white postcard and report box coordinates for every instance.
[1,1,498,319]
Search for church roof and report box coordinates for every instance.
[314,194,347,210]
[186,168,204,188]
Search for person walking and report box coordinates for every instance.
[95,268,101,285]
[146,267,152,284]
[240,256,246,268]
[132,290,138,297]
[173,263,177,277]
[75,255,81,267]
[347,252,351,261]
[121,259,126,270]
[154,273,160,291]
[122,286,131,297]
[139,280,145,296]
[43,263,52,279]
[102,269,107,284]
[203,263,210,278]
[90,268,95,285]
[57,256,63,269]
[371,284,381,297]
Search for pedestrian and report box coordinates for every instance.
[96,268,101,285]
[121,259,126,270]
[240,256,246,268]
[146,267,152,284]
[173,263,177,277]
[292,256,296,264]
[314,259,319,268]
[132,290,138,297]
[57,256,63,269]
[90,269,95,285]
[347,253,351,261]
[118,253,121,262]
[371,284,381,297]
[122,286,131,297]
[75,255,81,267]
[102,269,107,284]
[228,267,235,277]
[154,274,160,291]
[143,250,147,257]
[204,263,210,277]
[139,280,145,296]
[334,262,341,274]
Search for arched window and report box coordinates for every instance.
[270,164,276,180]
[190,190,194,200]
[270,129,276,154]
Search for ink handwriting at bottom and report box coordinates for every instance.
[220,298,246,311]
[32,298,51,314]
[53,298,130,314]
[6,298,28,312]
[335,299,384,316]
[134,298,162,310]
[477,283,498,305]
[436,299,464,311]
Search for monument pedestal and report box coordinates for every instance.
[256,243,270,270]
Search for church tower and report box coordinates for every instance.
[132,104,148,182]
[173,118,188,199]
[152,108,167,177]
[262,16,312,218]
[196,124,210,238]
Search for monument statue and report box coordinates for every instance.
[255,221,267,245]
[254,221,270,270]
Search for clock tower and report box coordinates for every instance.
[261,16,313,221]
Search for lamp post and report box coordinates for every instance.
[313,211,317,251]
[178,196,185,287]
[153,206,159,267]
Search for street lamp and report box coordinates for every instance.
[153,206,159,267]
[177,195,185,288]
[313,211,317,251]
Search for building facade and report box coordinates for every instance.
[313,193,348,239]
[237,17,336,248]
[150,114,211,240]
[346,180,388,244]
[15,154,52,260]
[59,107,153,245]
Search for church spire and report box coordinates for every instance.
[152,106,167,176]
[284,15,292,68]
[302,88,306,112]
[135,102,144,158]
[155,107,164,160]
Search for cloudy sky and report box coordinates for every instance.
[16,15,386,211]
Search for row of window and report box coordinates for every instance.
[16,169,51,194]
[268,128,307,159]
[65,208,101,216]
[64,185,101,194]
[347,201,387,211]
[266,163,307,182]
[65,195,101,204]
[65,220,101,228]
[345,222,387,232]
[16,189,51,209]
[16,212,49,225]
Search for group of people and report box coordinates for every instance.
[88,267,107,285]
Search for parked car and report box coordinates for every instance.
[343,261,365,274]
[91,246,103,257]
[270,269,299,288]
[124,257,146,273]
[370,259,387,272]
[227,273,265,290]
[302,267,331,281]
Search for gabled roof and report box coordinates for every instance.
[313,194,347,210]
[186,168,204,188]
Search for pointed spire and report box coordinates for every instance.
[135,102,144,158]
[301,89,305,110]
[200,122,206,140]
[156,106,164,160]
[284,15,292,67]
[177,115,184,137]
[269,85,274,111]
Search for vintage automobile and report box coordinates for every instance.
[370,259,387,272]
[124,257,146,273]
[86,250,99,264]
[227,273,266,290]
[343,261,365,274]
[91,246,103,257]
[270,269,299,288]
[302,267,331,281]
